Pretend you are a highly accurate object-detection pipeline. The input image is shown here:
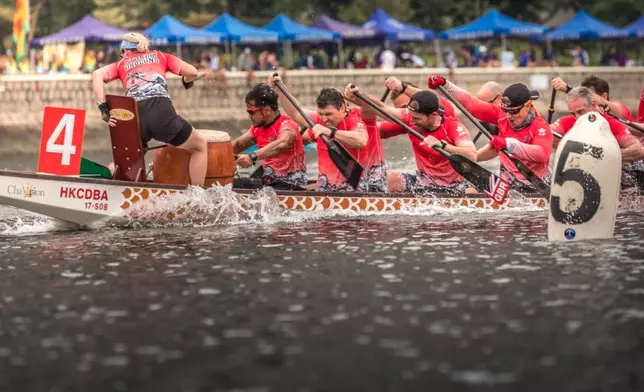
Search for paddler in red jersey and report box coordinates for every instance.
[346,86,477,195]
[232,83,307,190]
[551,86,644,189]
[552,75,635,121]
[268,74,372,192]
[638,87,644,123]
[427,75,553,192]
[92,33,208,186]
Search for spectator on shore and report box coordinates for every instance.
[380,46,396,70]
[444,47,457,70]
[209,49,220,71]
[500,47,515,69]
[571,44,589,66]
[518,48,534,67]
[238,47,255,71]
[459,46,473,67]
[82,50,97,73]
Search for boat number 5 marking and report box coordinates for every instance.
[550,140,602,224]
[46,114,77,166]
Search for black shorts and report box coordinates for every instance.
[137,97,192,146]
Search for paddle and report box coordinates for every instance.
[604,109,644,137]
[272,74,363,190]
[381,88,391,102]
[547,87,557,124]
[436,85,551,197]
[350,87,511,202]
[80,157,112,178]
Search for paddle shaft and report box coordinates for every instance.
[381,88,390,102]
[351,90,449,156]
[605,110,644,135]
[547,88,557,124]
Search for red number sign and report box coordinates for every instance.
[37,106,86,176]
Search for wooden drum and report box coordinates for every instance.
[200,129,235,187]
[152,129,235,187]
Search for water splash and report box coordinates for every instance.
[0,214,78,236]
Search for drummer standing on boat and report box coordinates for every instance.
[268,74,373,192]
[427,75,553,192]
[91,33,208,186]
[346,86,477,195]
[232,83,307,190]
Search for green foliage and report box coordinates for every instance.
[0,0,637,40]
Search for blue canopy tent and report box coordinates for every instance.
[144,15,223,55]
[623,16,644,38]
[362,9,434,41]
[264,13,340,42]
[205,13,279,44]
[546,10,632,40]
[264,13,341,68]
[439,9,546,43]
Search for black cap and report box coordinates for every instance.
[408,91,440,114]
[502,83,539,108]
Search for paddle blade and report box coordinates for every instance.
[80,158,112,179]
[446,154,510,204]
[325,138,363,190]
[250,165,265,179]
[509,156,551,197]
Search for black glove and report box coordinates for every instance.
[98,101,110,122]
[182,76,194,90]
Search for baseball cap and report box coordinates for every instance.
[502,83,540,108]
[407,91,440,114]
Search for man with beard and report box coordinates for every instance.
[233,83,307,190]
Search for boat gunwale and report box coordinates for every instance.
[0,169,546,200]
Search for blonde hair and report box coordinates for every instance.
[122,32,149,52]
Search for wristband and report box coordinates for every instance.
[401,82,408,94]
[329,127,337,139]
[440,140,447,149]
[565,84,572,93]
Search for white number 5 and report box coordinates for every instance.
[46,114,76,165]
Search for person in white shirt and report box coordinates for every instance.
[380,49,396,71]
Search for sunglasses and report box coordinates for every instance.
[488,93,502,103]
[502,103,527,115]
[246,106,264,115]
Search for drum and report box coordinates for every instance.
[152,129,235,187]
[200,129,235,187]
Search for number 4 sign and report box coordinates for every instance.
[37,106,86,176]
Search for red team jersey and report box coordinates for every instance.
[308,110,367,191]
[351,108,387,192]
[638,87,644,123]
[380,111,472,187]
[247,114,307,189]
[103,50,184,101]
[613,102,634,122]
[553,112,635,146]
[443,86,552,184]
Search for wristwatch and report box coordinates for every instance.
[565,84,572,93]
[329,127,337,139]
[249,152,258,163]
[440,140,447,149]
[401,81,408,93]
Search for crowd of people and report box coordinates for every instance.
[0,38,634,75]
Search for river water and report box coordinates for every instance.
[1,134,644,391]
